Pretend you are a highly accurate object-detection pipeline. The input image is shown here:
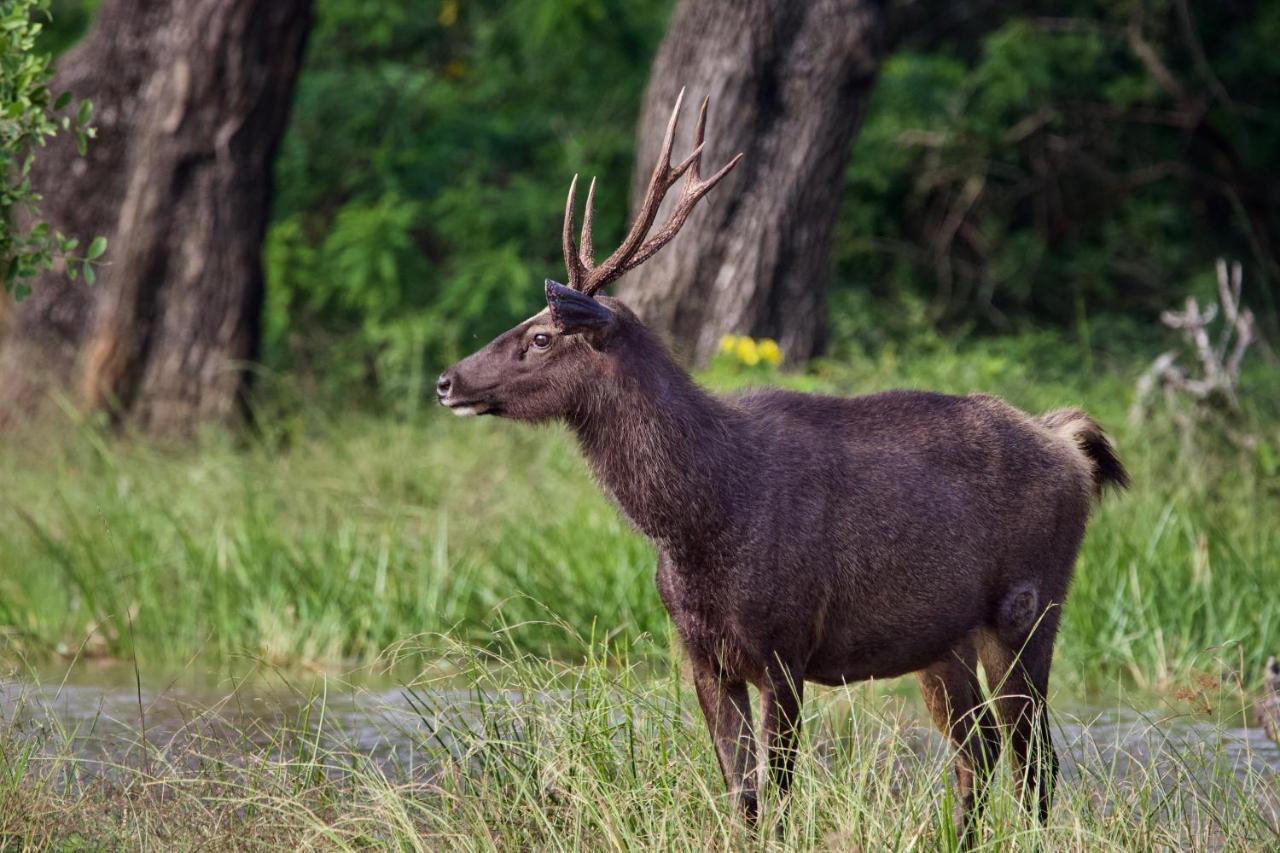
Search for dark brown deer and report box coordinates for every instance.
[436,91,1128,838]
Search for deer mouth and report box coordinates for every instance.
[436,375,501,416]
[441,397,500,417]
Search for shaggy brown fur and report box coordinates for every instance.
[438,284,1127,839]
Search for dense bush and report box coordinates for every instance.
[836,2,1280,347]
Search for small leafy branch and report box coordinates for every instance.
[1,0,104,300]
[1130,259,1260,448]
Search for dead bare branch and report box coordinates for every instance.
[1130,259,1259,448]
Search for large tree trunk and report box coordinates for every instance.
[0,0,170,416]
[617,0,885,365]
[0,0,311,434]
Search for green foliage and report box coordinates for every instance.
[836,3,1280,337]
[0,0,101,297]
[265,0,669,404]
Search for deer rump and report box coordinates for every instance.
[651,388,1120,688]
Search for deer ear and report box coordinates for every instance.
[545,279,614,337]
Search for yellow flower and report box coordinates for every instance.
[734,336,760,366]
[439,0,458,27]
[719,334,739,355]
[757,338,782,366]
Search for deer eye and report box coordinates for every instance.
[531,333,552,350]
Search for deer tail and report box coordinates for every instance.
[1038,408,1130,500]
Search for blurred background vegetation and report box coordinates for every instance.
[28,0,1279,407]
[229,0,1280,397]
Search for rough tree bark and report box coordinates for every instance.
[616,0,885,365]
[0,0,312,434]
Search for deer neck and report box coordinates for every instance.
[568,339,748,554]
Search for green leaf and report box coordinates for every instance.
[83,262,96,286]
[86,236,107,260]
[0,1,99,294]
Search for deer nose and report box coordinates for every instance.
[436,374,452,400]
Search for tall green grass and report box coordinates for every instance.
[1,335,1277,690]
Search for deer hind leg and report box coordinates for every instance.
[759,661,804,806]
[976,618,1060,824]
[916,636,1002,845]
[691,662,759,821]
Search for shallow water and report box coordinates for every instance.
[1,663,461,777]
[3,661,1279,789]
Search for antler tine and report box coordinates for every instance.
[672,97,709,182]
[625,86,687,240]
[655,86,687,183]
[623,151,743,272]
[627,96,713,271]
[579,177,597,272]
[575,89,742,297]
[561,174,589,290]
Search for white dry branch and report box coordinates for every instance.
[1130,259,1258,447]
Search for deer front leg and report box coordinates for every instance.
[692,662,758,821]
[760,663,804,806]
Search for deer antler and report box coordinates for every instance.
[562,89,743,297]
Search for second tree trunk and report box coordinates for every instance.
[617,0,885,365]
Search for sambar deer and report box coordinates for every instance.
[437,91,1127,838]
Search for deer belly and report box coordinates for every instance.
[805,599,983,684]
[806,638,960,684]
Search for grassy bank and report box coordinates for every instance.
[1,335,1278,691]
[3,637,1278,850]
